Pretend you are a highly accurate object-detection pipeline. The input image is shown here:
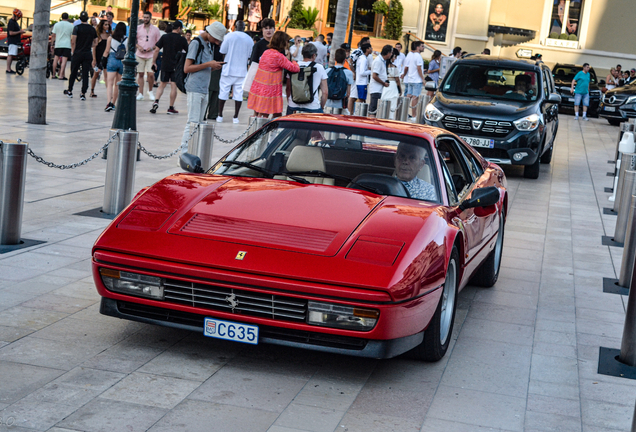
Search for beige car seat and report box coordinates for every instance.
[279,146,335,185]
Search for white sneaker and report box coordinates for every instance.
[136,93,144,101]
[582,116,589,121]
[216,116,223,123]
[147,91,155,100]
[233,117,239,124]
[574,116,579,120]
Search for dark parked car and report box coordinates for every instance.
[424,55,560,179]
[600,83,636,126]
[552,63,602,117]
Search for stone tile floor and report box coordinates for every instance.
[0,70,635,431]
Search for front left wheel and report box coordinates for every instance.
[407,246,459,362]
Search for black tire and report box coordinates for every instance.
[540,145,553,164]
[470,212,505,287]
[407,246,459,362]
[15,60,25,75]
[608,119,622,126]
[523,155,541,179]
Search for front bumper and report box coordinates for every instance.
[558,93,601,115]
[100,297,424,359]
[599,102,636,121]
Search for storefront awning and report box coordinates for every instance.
[488,25,536,47]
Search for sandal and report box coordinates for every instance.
[90,92,97,98]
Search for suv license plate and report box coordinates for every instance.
[204,318,258,345]
[604,106,616,112]
[461,136,494,148]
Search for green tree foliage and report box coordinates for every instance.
[288,0,305,29]
[372,1,388,16]
[300,6,320,29]
[385,0,403,40]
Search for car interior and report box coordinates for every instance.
[435,136,484,205]
[212,123,441,202]
[444,65,539,101]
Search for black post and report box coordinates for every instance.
[347,0,357,47]
[111,3,139,131]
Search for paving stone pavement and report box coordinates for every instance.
[0,70,635,432]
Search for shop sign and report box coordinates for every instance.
[516,49,533,59]
[545,38,578,49]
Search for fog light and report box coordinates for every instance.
[513,152,528,161]
[307,301,379,331]
[99,268,164,300]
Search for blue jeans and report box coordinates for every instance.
[106,53,123,75]
[574,92,590,107]
[405,82,423,97]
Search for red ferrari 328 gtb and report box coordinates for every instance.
[92,114,508,361]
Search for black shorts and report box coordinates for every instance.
[54,48,71,59]
[160,69,174,83]
[369,93,382,113]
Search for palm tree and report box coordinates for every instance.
[328,0,350,66]
[28,0,51,124]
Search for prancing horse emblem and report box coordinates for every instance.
[225,293,239,312]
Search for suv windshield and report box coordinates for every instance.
[553,65,598,85]
[442,64,540,102]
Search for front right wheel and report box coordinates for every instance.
[407,246,459,362]
[470,211,505,287]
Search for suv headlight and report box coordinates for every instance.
[307,301,379,331]
[513,114,540,131]
[424,104,444,122]
[627,96,636,105]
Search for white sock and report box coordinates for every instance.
[583,112,587,117]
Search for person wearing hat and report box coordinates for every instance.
[6,9,25,74]
[65,11,98,100]
[180,21,226,155]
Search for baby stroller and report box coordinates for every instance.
[14,35,31,75]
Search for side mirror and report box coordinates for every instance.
[459,186,499,211]
[548,93,562,103]
[179,153,204,173]
[424,81,437,91]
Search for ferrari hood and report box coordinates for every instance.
[163,177,384,256]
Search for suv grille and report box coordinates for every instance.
[606,94,628,106]
[443,116,514,137]
[163,279,307,322]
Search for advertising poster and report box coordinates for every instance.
[424,0,452,44]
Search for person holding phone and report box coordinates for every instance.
[216,20,253,124]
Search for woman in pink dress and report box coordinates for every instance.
[247,0,262,32]
[248,31,300,118]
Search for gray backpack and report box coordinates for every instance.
[290,62,317,104]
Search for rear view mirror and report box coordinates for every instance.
[179,153,204,173]
[425,81,437,91]
[459,186,500,211]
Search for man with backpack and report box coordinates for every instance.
[325,48,353,113]
[285,43,328,115]
[64,11,97,100]
[180,22,226,155]
[151,20,188,115]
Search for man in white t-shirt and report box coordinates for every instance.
[393,42,406,74]
[226,0,241,31]
[286,43,328,114]
[355,42,373,102]
[401,41,425,115]
[217,20,253,123]
[310,39,328,67]
[368,45,393,117]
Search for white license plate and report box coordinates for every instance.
[461,136,494,148]
[604,106,616,112]
[568,97,575,102]
[204,318,258,345]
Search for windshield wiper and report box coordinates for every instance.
[284,170,384,195]
[222,160,310,184]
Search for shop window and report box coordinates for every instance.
[549,0,584,40]
[327,0,376,32]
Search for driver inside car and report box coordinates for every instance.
[506,74,532,100]
[394,143,437,201]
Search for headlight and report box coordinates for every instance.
[627,96,636,105]
[513,114,540,131]
[307,301,379,331]
[424,104,444,122]
[100,268,164,300]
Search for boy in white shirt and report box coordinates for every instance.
[355,43,373,102]
[286,43,329,114]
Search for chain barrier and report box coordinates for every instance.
[137,142,182,160]
[214,117,257,144]
[25,132,118,170]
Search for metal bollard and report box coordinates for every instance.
[396,96,410,122]
[614,153,636,211]
[615,170,636,244]
[619,195,636,287]
[354,102,368,117]
[414,95,430,124]
[0,141,27,245]
[376,99,391,119]
[102,130,139,215]
[325,107,342,115]
[189,122,215,171]
[619,238,636,366]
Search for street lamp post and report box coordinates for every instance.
[111,0,139,131]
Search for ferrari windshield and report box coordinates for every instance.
[211,121,441,203]
[442,64,540,102]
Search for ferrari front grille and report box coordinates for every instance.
[163,279,307,322]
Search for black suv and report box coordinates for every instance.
[600,82,636,126]
[552,63,602,117]
[424,56,560,179]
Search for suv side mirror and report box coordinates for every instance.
[424,81,437,91]
[459,186,500,211]
[548,93,562,103]
[179,153,204,173]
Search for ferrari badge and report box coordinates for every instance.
[235,251,246,260]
